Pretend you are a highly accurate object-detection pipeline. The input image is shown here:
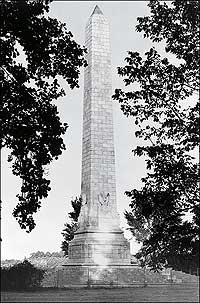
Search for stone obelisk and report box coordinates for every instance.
[67,5,130,265]
[57,6,171,287]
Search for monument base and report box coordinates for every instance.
[68,230,131,265]
[56,264,171,288]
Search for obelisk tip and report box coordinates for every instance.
[91,5,103,16]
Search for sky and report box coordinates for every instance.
[1,1,155,260]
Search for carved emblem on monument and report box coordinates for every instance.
[98,192,110,207]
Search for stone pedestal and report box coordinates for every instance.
[68,231,130,265]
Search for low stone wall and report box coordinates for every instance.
[41,268,58,288]
[42,265,174,288]
[41,264,200,288]
[171,270,199,284]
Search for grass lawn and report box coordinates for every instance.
[1,283,199,302]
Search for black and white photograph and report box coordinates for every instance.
[1,0,199,302]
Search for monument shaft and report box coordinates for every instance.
[81,5,119,231]
[68,6,130,265]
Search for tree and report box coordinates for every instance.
[29,250,64,258]
[61,196,82,256]
[0,0,86,232]
[28,251,63,260]
[1,260,45,290]
[29,251,45,258]
[113,0,199,271]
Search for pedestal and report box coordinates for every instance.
[67,230,131,265]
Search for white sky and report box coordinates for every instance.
[1,1,154,260]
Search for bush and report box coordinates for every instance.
[1,260,45,290]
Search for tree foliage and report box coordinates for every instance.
[113,0,199,271]
[1,260,45,290]
[61,196,82,256]
[0,0,86,231]
[29,251,64,258]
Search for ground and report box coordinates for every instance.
[1,283,199,302]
